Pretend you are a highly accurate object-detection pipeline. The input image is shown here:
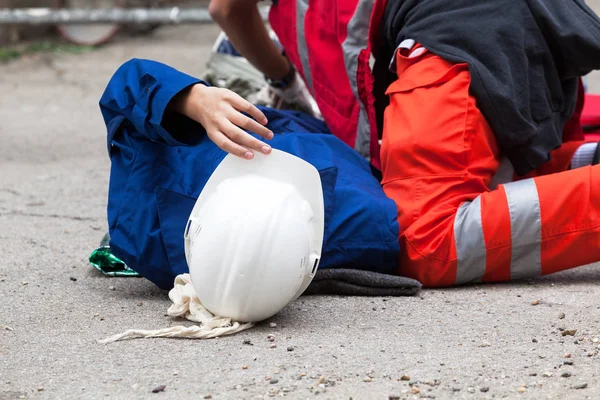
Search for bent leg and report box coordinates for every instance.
[381,50,600,287]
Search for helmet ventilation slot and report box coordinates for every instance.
[311,258,319,275]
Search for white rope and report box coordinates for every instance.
[99,274,254,344]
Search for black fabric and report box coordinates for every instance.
[304,268,422,296]
[381,0,600,176]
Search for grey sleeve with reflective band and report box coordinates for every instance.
[295,0,313,92]
[341,0,374,160]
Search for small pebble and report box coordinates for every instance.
[242,365,248,370]
[542,372,553,378]
[411,387,420,394]
[287,346,294,352]
[573,383,588,389]
[363,377,372,383]
[479,341,491,348]
[559,312,566,319]
[480,387,490,393]
[564,353,572,358]
[173,371,179,376]
[109,286,116,291]
[561,372,572,378]
[529,373,537,377]
[137,302,143,307]
[389,395,400,400]
[204,395,212,399]
[518,387,526,393]
[269,322,277,328]
[400,375,410,381]
[37,387,44,392]
[452,387,461,392]
[5,326,13,331]
[564,360,574,366]
[531,299,540,305]
[151,385,166,393]
[70,277,77,281]
[21,281,28,285]
[270,344,277,349]
[467,387,475,393]
[532,338,538,343]
[317,376,325,385]
[243,339,253,346]
[562,329,578,337]
[270,378,279,384]
[267,334,275,342]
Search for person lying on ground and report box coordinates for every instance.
[100,58,404,290]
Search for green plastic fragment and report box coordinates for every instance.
[88,233,139,277]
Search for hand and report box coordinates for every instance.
[174,84,274,159]
[258,73,323,120]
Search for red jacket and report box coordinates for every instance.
[269,0,387,168]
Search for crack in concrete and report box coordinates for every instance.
[0,210,101,222]
[0,188,20,196]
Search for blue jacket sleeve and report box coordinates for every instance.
[100,58,206,151]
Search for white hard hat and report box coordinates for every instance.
[183,149,325,323]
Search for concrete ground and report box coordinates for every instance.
[2,12,600,400]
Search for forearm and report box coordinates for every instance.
[100,58,204,146]
[209,0,290,80]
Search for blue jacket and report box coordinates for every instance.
[100,59,400,290]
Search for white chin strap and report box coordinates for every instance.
[98,274,254,344]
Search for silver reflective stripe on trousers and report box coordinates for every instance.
[504,178,542,280]
[295,0,313,92]
[341,0,373,160]
[454,197,487,284]
[453,178,542,284]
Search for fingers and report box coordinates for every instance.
[203,89,276,160]
[222,121,272,155]
[209,130,256,160]
[229,111,274,141]
[225,91,269,126]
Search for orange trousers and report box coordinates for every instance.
[381,48,600,287]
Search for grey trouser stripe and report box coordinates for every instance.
[504,179,542,280]
[340,0,373,160]
[454,197,487,284]
[296,0,313,92]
